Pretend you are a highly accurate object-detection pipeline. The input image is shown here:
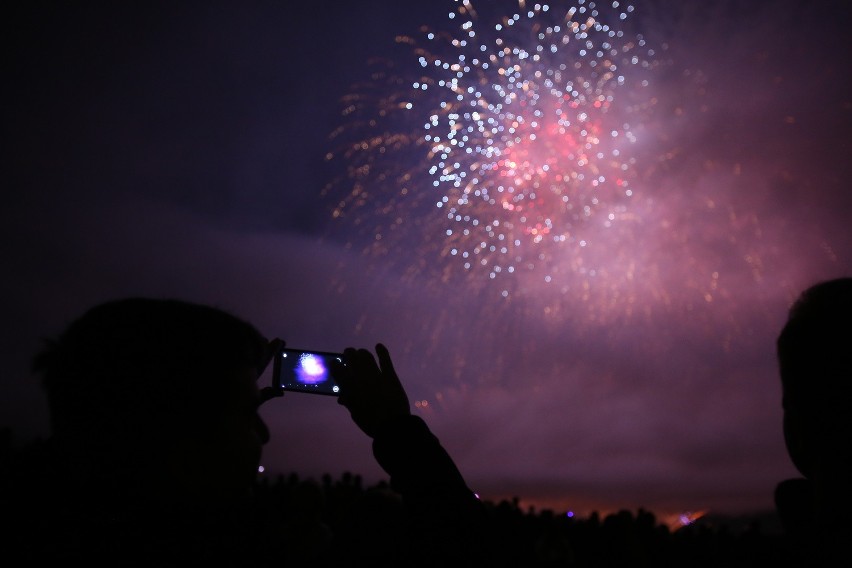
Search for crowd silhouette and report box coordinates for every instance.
[1,436,791,567]
[2,277,851,566]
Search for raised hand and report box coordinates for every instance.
[332,343,411,438]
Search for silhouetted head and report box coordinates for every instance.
[33,297,271,505]
[777,278,852,479]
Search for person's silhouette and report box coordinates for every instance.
[7,298,483,566]
[775,277,852,565]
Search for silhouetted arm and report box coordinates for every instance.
[332,344,487,563]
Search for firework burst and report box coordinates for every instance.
[322,1,750,328]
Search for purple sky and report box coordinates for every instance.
[4,0,852,522]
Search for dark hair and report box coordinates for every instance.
[776,278,852,414]
[34,298,267,441]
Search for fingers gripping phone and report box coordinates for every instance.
[273,347,343,396]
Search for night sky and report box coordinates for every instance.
[4,0,852,523]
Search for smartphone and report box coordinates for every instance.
[273,347,343,396]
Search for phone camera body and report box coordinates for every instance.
[273,347,343,396]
